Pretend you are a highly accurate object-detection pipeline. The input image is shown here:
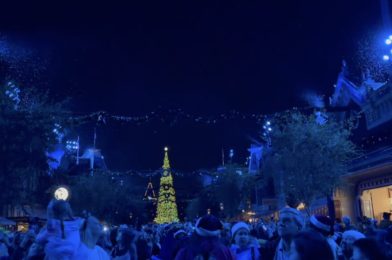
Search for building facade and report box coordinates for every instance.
[329,62,392,222]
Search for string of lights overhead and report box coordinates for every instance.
[93,168,222,178]
[66,106,317,127]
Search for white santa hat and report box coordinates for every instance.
[309,215,333,234]
[342,230,365,241]
[231,222,250,238]
[279,207,304,229]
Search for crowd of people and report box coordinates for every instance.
[0,199,391,259]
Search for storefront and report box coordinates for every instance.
[359,178,392,221]
[334,150,392,222]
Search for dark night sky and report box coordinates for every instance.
[0,1,386,171]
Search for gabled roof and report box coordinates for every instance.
[330,66,366,107]
[330,62,387,109]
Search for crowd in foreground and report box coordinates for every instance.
[0,200,391,259]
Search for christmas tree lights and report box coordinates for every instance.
[154,147,179,223]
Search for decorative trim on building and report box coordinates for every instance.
[357,174,392,193]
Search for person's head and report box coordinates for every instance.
[278,207,304,239]
[341,230,365,259]
[47,199,73,220]
[342,216,351,226]
[144,226,153,236]
[383,212,391,221]
[173,229,187,240]
[351,238,386,260]
[116,229,133,250]
[231,222,250,248]
[194,214,223,238]
[308,215,333,237]
[289,231,333,260]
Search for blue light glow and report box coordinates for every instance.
[47,147,65,171]
[386,39,392,45]
[66,140,79,151]
[383,55,390,61]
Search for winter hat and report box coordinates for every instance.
[231,222,250,238]
[342,230,365,241]
[195,215,223,237]
[309,215,333,236]
[342,216,351,224]
[118,224,128,230]
[173,229,187,239]
[279,207,304,229]
[383,212,391,219]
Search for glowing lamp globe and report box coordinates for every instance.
[386,39,392,45]
[389,35,392,40]
[54,187,69,201]
[383,55,390,61]
[164,147,168,152]
[103,225,109,232]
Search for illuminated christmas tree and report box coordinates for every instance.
[154,147,179,223]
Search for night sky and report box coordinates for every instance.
[0,1,386,171]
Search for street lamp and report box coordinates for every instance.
[103,225,109,232]
[262,119,272,146]
[383,35,392,61]
[66,137,80,164]
[66,140,79,151]
[54,186,70,201]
